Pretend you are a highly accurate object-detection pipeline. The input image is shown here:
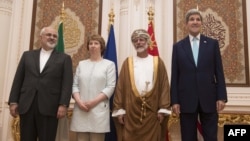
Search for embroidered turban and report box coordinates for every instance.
[131,29,150,43]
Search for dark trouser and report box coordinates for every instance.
[180,106,218,141]
[19,95,58,141]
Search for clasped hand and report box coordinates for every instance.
[77,100,95,112]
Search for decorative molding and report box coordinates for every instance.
[11,110,73,141]
[30,0,102,73]
[174,0,249,86]
[0,11,11,16]
[12,111,250,141]
[168,112,250,140]
[133,0,140,9]
[51,8,85,57]
[120,0,128,16]
[168,113,250,128]
[228,95,250,99]
[0,0,13,16]
[0,0,13,9]
[218,113,250,127]
[226,93,250,107]
[11,117,20,141]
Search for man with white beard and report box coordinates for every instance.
[8,26,73,141]
[112,29,171,141]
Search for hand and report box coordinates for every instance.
[172,104,180,117]
[217,100,226,112]
[57,105,67,119]
[84,100,95,110]
[157,113,164,123]
[9,104,19,118]
[76,100,89,112]
[118,114,125,125]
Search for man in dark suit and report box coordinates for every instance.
[8,26,73,141]
[170,9,227,141]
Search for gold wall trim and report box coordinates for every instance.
[11,117,20,141]
[11,111,73,141]
[11,112,250,141]
[168,113,250,128]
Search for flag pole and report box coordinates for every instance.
[60,1,65,22]
[108,7,115,32]
[147,3,167,141]
[147,5,159,56]
[147,6,154,23]
[56,4,67,141]
[104,6,118,141]
[55,2,65,53]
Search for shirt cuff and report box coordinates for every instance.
[158,109,172,115]
[112,109,126,117]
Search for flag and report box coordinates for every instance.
[147,21,203,141]
[147,21,159,56]
[56,21,64,53]
[197,117,204,141]
[55,21,69,141]
[104,24,118,141]
[148,20,170,141]
[104,24,118,73]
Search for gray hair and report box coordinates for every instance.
[39,27,59,39]
[40,27,47,36]
[185,9,203,23]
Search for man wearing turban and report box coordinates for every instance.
[112,29,171,141]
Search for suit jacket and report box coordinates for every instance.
[8,48,73,116]
[170,34,227,113]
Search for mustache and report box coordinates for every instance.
[135,46,147,53]
[47,42,57,48]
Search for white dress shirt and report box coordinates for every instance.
[40,48,53,73]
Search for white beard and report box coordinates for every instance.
[47,42,57,49]
[136,45,148,53]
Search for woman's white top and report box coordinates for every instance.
[70,59,116,132]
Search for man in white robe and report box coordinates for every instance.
[112,29,171,141]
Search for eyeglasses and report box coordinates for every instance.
[44,33,58,38]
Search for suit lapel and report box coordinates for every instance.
[33,49,41,73]
[41,49,57,74]
[198,35,208,67]
[181,36,196,66]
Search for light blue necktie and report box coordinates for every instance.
[192,37,199,66]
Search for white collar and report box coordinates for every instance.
[41,48,53,54]
[189,34,201,41]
